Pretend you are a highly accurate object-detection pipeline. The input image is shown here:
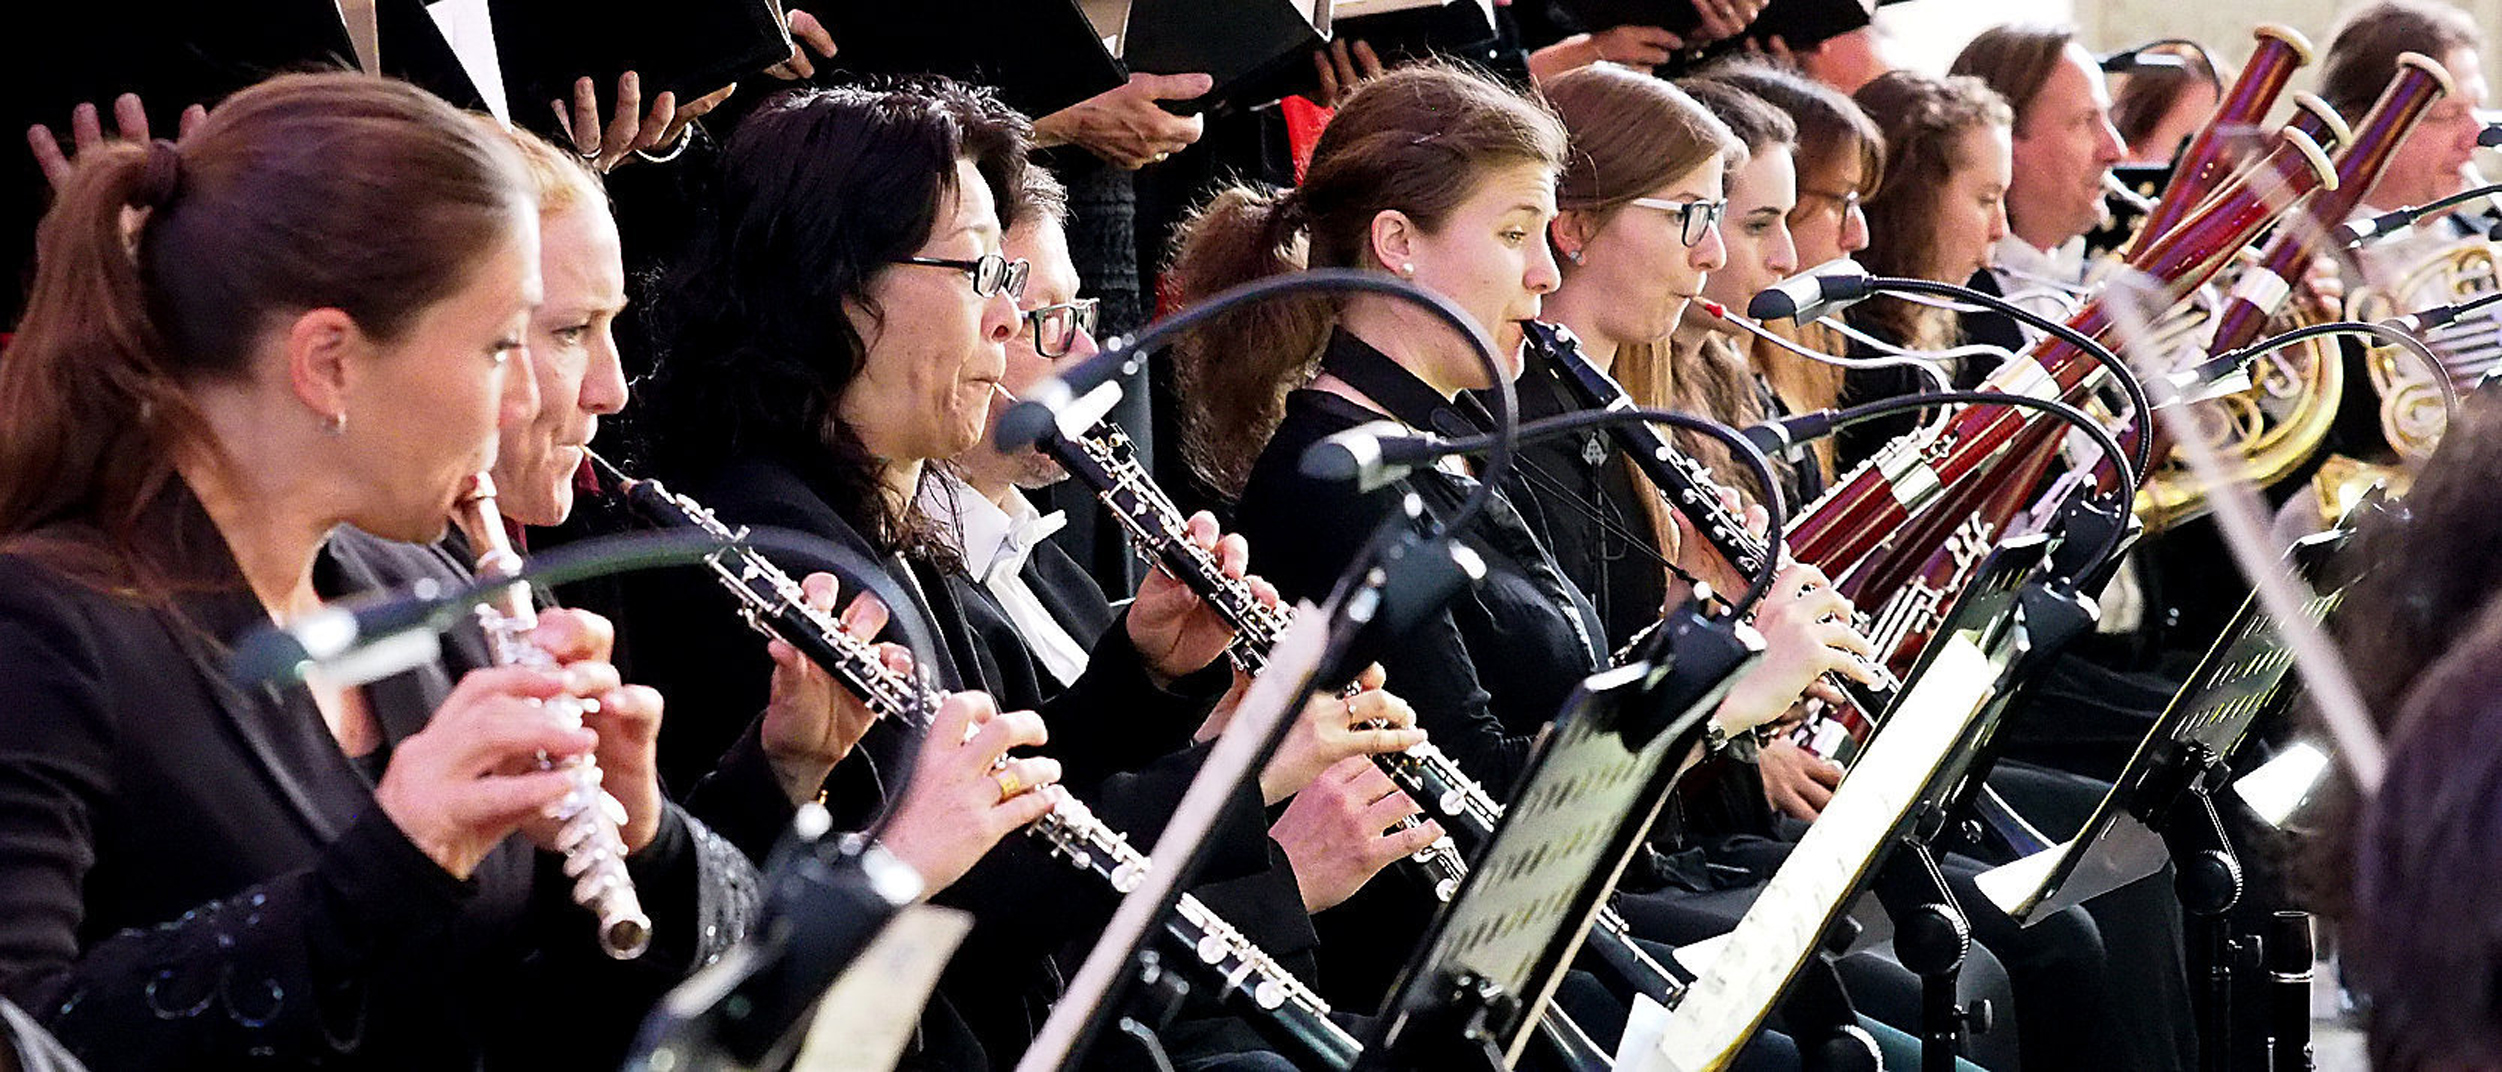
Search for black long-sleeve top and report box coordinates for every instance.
[1236,332,1610,802]
[0,483,742,1071]
[1230,332,1613,1008]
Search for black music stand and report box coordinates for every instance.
[1972,525,2356,1072]
[1646,534,2101,1072]
[1354,601,1760,1072]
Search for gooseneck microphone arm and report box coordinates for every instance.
[1748,390,2138,584]
[2188,315,2472,421]
[2341,180,2502,244]
[1746,264,2155,480]
[995,268,1517,541]
[1859,276,2158,481]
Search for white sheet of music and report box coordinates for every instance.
[794,905,975,1072]
[425,0,510,125]
[1641,637,1999,1072]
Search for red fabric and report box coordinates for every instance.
[1282,95,1334,184]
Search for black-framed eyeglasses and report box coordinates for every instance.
[895,252,1031,300]
[1022,297,1100,358]
[1627,196,1729,247]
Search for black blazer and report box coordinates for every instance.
[0,487,732,1070]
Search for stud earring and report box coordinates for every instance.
[1398,263,1415,278]
[1566,248,1585,265]
[323,412,347,437]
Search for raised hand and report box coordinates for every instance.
[551,72,735,173]
[1271,757,1442,912]
[526,607,667,852]
[1310,39,1385,106]
[766,8,839,80]
[877,692,1059,892]
[26,93,206,190]
[1716,563,1878,733]
[1033,72,1215,170]
[1259,663,1426,804]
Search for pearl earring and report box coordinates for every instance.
[1398,263,1415,278]
[1567,249,1585,265]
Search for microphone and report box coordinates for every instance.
[1298,420,1447,491]
[1747,257,1874,322]
[995,335,1145,453]
[228,580,463,688]
[2341,181,2502,245]
[1738,411,1838,456]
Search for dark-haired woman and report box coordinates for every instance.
[627,79,1413,1069]
[0,72,748,1069]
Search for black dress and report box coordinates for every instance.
[0,484,748,1071]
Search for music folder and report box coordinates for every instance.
[811,0,1127,120]
[495,0,795,121]
[1553,0,1905,50]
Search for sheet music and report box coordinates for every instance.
[793,905,975,1071]
[1331,0,1450,17]
[1079,0,1131,55]
[425,0,510,125]
[1643,637,1999,1072]
[335,0,380,75]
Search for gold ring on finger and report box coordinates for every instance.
[993,768,1022,803]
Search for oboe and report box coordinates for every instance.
[1036,422,1484,893]
[1523,320,1902,755]
[1031,423,1690,1006]
[451,473,652,960]
[595,460,1360,1069]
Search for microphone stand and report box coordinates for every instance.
[1854,275,2158,480]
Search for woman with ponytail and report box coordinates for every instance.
[0,72,740,1069]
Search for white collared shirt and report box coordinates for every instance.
[920,472,1090,687]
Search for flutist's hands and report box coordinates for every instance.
[531,608,665,853]
[1271,757,1441,912]
[762,572,901,804]
[1126,511,1270,684]
[378,665,603,880]
[1716,563,1877,733]
[880,693,1058,892]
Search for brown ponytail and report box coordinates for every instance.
[1166,63,1568,499]
[0,73,529,577]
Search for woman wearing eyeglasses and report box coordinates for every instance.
[1702,62,1886,488]
[627,81,1393,1069]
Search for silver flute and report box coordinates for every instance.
[1031,424,1688,1004]
[596,460,1360,1068]
[452,472,652,959]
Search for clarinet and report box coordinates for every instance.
[1033,424,1690,1007]
[1523,320,1904,748]
[451,473,652,959]
[599,463,1361,1070]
